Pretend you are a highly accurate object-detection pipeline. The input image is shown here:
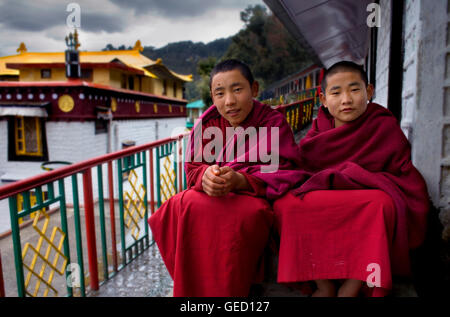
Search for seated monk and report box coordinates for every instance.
[273,61,430,297]
[148,59,303,297]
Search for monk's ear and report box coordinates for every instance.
[366,84,374,101]
[251,81,259,98]
[319,92,327,107]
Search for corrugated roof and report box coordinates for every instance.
[263,0,372,68]
[0,49,192,81]
[186,99,205,109]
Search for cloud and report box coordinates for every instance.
[0,0,266,56]
[109,0,262,18]
[0,0,130,33]
[0,0,65,31]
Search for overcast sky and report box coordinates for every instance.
[0,0,265,56]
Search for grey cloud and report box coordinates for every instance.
[0,1,66,31]
[109,0,261,18]
[0,0,128,33]
[81,12,127,33]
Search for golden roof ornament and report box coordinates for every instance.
[133,40,144,52]
[16,42,27,54]
[65,29,81,51]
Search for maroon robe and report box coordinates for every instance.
[274,103,429,296]
[149,100,303,296]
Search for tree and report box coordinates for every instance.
[223,5,313,91]
[196,57,217,108]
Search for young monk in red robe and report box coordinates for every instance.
[149,59,303,297]
[273,61,430,297]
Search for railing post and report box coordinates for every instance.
[0,249,5,297]
[97,165,109,281]
[149,149,155,215]
[117,159,127,266]
[156,147,162,208]
[107,161,118,272]
[8,196,25,297]
[178,138,183,193]
[82,168,99,291]
[71,174,87,297]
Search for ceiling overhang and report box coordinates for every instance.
[264,0,373,68]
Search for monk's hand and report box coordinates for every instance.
[202,164,227,196]
[218,166,250,195]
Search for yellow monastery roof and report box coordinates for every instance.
[0,49,192,82]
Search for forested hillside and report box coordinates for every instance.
[103,5,314,103]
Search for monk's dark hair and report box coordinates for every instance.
[321,61,368,93]
[209,59,254,89]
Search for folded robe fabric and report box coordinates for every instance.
[149,100,304,296]
[289,103,430,275]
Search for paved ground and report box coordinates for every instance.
[89,241,174,297]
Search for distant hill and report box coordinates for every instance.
[103,37,232,79]
[143,38,231,79]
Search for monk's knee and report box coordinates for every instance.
[369,190,396,221]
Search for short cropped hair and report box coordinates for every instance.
[209,59,254,89]
[321,61,368,93]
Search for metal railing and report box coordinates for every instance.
[261,86,320,107]
[0,134,188,297]
[274,95,318,133]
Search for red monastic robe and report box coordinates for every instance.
[274,103,429,296]
[149,100,303,297]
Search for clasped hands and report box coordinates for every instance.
[201,164,249,197]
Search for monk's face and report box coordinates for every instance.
[319,71,374,128]
[210,69,259,127]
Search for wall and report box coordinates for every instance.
[408,0,446,212]
[93,68,110,86]
[413,0,448,237]
[0,117,186,181]
[372,0,392,107]
[141,77,154,94]
[19,68,66,81]
[109,69,123,89]
[401,0,421,140]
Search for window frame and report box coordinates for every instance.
[41,69,51,79]
[8,116,49,162]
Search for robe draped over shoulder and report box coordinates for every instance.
[274,103,429,296]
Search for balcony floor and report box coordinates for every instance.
[89,242,173,297]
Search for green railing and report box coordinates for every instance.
[261,86,320,107]
[0,134,188,297]
[274,96,317,133]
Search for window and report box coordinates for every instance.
[121,74,127,89]
[95,119,108,134]
[163,80,167,95]
[173,82,177,97]
[8,116,48,161]
[41,69,51,79]
[128,76,134,90]
[81,69,93,81]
